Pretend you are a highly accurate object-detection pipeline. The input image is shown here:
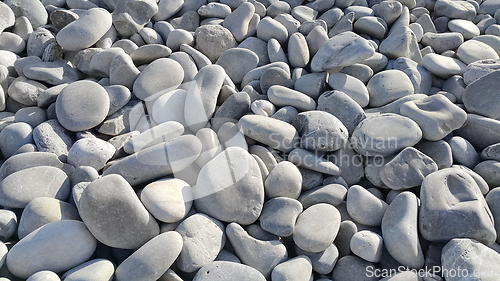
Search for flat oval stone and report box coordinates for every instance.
[351,113,422,157]
[0,151,74,180]
[26,270,60,281]
[56,80,110,132]
[0,166,70,208]
[457,39,499,65]
[0,209,16,241]
[400,94,467,141]
[293,110,348,151]
[4,0,47,29]
[6,220,96,279]
[61,259,115,281]
[0,2,15,33]
[346,184,388,226]
[264,161,302,199]
[380,147,438,190]
[331,255,377,281]
[473,160,500,189]
[151,89,187,127]
[140,178,193,223]
[327,73,369,108]
[175,214,225,272]
[7,76,47,106]
[56,8,112,51]
[115,231,183,281]
[421,32,464,54]
[448,136,479,168]
[382,191,424,269]
[298,183,347,209]
[311,31,375,72]
[226,222,287,278]
[448,19,480,40]
[421,53,467,79]
[0,122,33,159]
[193,147,264,225]
[267,85,316,111]
[129,44,172,66]
[18,197,80,240]
[260,197,303,237]
[271,256,312,281]
[133,58,184,101]
[103,135,202,186]
[216,48,259,84]
[293,203,341,253]
[67,138,115,171]
[239,114,299,152]
[434,0,476,20]
[78,174,160,249]
[463,70,500,119]
[350,230,383,263]
[419,168,496,245]
[193,261,266,281]
[257,17,289,45]
[367,69,414,107]
[23,60,82,86]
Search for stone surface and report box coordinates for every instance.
[268,85,316,112]
[327,73,369,108]
[133,58,184,101]
[6,220,96,279]
[419,168,496,245]
[67,138,115,170]
[350,230,383,263]
[264,161,302,199]
[194,25,237,63]
[193,147,264,225]
[0,122,34,159]
[239,114,299,152]
[260,197,303,237]
[463,70,500,119]
[193,261,266,281]
[331,255,377,281]
[61,259,115,281]
[78,174,160,249]
[421,53,467,79]
[367,69,414,107]
[271,256,312,281]
[216,48,259,84]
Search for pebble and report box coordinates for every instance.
[216,48,259,84]
[61,259,115,281]
[473,160,500,189]
[288,148,341,175]
[442,238,500,279]
[455,114,500,151]
[26,271,60,281]
[194,25,236,63]
[265,161,302,199]
[448,136,480,168]
[294,243,339,275]
[133,58,184,101]
[463,70,500,119]
[400,94,467,140]
[346,184,388,226]
[421,53,467,78]
[239,114,299,152]
[226,222,288,278]
[293,203,341,253]
[327,73,369,108]
[271,256,312,281]
[350,230,383,263]
[124,121,184,154]
[222,2,255,42]
[6,220,96,279]
[78,174,160,249]
[331,255,377,281]
[457,39,500,65]
[267,85,316,111]
[419,168,496,245]
[311,31,375,72]
[67,138,115,171]
[382,191,424,269]
[379,26,422,63]
[14,107,47,128]
[0,210,16,241]
[18,197,80,240]
[415,140,453,169]
[367,69,415,107]
[193,261,266,281]
[293,110,348,151]
[260,197,303,236]
[193,147,264,225]
[434,0,476,20]
[0,122,34,159]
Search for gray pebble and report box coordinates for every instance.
[434,0,476,20]
[33,119,74,162]
[7,76,47,106]
[239,114,299,152]
[331,255,377,281]
[194,25,236,63]
[271,106,298,123]
[268,85,316,111]
[293,110,348,151]
[14,106,47,128]
[260,197,303,236]
[415,140,453,169]
[448,136,479,168]
[212,91,251,132]
[0,122,34,159]
[346,184,388,226]
[265,161,302,199]
[298,183,347,209]
[327,73,369,107]
[193,261,266,281]
[288,148,341,175]
[129,44,172,66]
[61,259,115,281]
[350,230,383,263]
[317,90,366,136]
[0,210,16,241]
[295,243,339,275]
[260,66,293,95]
[133,58,183,101]
[334,220,357,257]
[473,160,500,189]
[271,255,312,281]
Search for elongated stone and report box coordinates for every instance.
[239,115,299,153]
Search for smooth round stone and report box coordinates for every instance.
[267,85,316,112]
[0,166,70,208]
[442,238,500,279]
[271,256,312,281]
[0,122,33,159]
[194,25,236,63]
[293,110,348,151]
[400,94,467,141]
[166,29,194,52]
[293,203,341,253]
[124,121,184,154]
[67,138,115,171]
[346,184,388,226]
[175,214,225,272]
[0,210,16,241]
[7,76,47,106]
[340,63,373,84]
[249,145,278,172]
[367,70,414,107]
[327,73,369,108]
[239,37,270,68]
[226,222,288,278]
[216,48,258,84]
[0,2,15,33]
[267,38,288,65]
[193,261,266,281]
[129,44,172,66]
[4,0,47,29]
[222,2,256,42]
[193,147,264,225]
[239,114,299,152]
[463,59,500,85]
[56,8,111,51]
[288,148,341,175]
[0,32,25,54]
[78,174,160,249]
[267,1,291,17]
[115,231,183,281]
[474,160,500,189]
[455,114,500,151]
[251,100,276,117]
[457,40,500,65]
[0,151,74,180]
[14,107,47,128]
[294,72,327,100]
[334,220,357,257]
[380,147,438,190]
[26,270,60,281]
[298,183,347,209]
[419,168,496,245]
[382,192,424,268]
[6,220,96,279]
[317,90,366,136]
[463,70,500,119]
[350,230,383,263]
[260,67,293,95]
[448,19,480,40]
[18,197,79,240]
[257,17,288,45]
[23,60,82,86]
[482,143,500,162]
[448,136,479,168]
[70,166,99,187]
[353,16,387,40]
[434,0,476,20]
[198,3,231,17]
[287,32,309,68]
[311,31,375,72]
[213,91,251,131]
[103,135,202,185]
[133,58,184,101]
[294,243,339,275]
[169,52,197,82]
[421,53,467,78]
[260,197,303,237]
[351,113,422,157]
[331,255,377,281]
[415,140,453,169]
[264,161,302,199]
[109,53,140,89]
[56,80,110,132]
[140,178,193,223]
[452,165,490,195]
[61,259,115,281]
[104,85,131,116]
